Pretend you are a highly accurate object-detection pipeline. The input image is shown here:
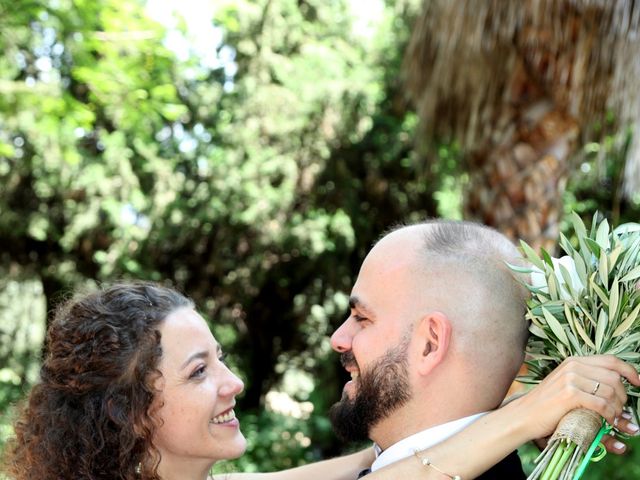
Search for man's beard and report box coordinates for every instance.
[329,337,412,442]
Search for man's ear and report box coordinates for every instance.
[415,311,451,376]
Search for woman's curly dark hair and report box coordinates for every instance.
[3,282,193,480]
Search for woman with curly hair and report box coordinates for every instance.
[3,282,638,480]
[5,282,201,479]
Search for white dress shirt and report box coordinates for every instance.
[370,412,488,472]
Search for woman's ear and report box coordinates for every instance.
[415,311,451,376]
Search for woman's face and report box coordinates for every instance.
[152,307,246,469]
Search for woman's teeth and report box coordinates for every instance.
[210,410,236,424]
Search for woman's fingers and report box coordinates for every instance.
[601,434,627,455]
[600,414,640,455]
[570,369,626,409]
[517,355,639,440]
[566,355,640,386]
[550,358,629,409]
[616,414,640,436]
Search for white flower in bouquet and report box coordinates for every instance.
[530,256,586,301]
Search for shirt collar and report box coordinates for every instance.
[370,412,488,472]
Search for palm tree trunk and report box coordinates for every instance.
[463,60,579,254]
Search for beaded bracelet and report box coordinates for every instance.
[413,449,462,480]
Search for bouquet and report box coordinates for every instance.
[511,213,640,480]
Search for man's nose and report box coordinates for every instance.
[330,320,353,353]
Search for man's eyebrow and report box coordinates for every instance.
[180,350,210,370]
[349,296,375,318]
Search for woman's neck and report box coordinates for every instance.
[157,457,214,480]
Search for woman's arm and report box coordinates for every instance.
[222,447,375,480]
[222,355,640,480]
[367,355,640,479]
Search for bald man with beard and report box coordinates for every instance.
[329,220,530,479]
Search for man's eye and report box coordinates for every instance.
[189,365,206,379]
[354,314,368,323]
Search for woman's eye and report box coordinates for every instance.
[189,365,207,379]
[218,352,228,364]
[354,314,368,323]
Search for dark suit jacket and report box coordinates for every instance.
[475,450,525,480]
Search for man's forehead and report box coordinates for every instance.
[377,225,428,248]
[358,249,424,291]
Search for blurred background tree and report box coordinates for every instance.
[0,0,639,477]
[405,0,640,253]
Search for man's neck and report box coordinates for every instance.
[369,399,487,450]
[370,412,488,472]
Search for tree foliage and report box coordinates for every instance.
[0,0,432,468]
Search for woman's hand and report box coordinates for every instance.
[507,355,640,444]
[367,355,639,480]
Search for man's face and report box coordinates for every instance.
[330,232,423,441]
[329,336,412,442]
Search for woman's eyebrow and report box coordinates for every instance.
[180,350,209,370]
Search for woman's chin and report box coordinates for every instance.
[225,434,248,460]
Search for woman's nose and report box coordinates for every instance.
[219,365,244,397]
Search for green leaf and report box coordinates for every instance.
[566,330,583,355]
[559,233,576,257]
[590,276,610,306]
[609,244,623,270]
[529,315,546,330]
[584,238,602,258]
[557,341,568,358]
[595,309,608,351]
[541,248,554,267]
[547,271,559,300]
[598,251,609,287]
[572,252,588,288]
[558,264,577,296]
[542,307,570,347]
[616,352,640,362]
[571,211,588,240]
[590,212,600,238]
[618,238,640,272]
[564,303,576,329]
[595,218,611,250]
[609,277,620,321]
[620,265,640,283]
[573,317,596,350]
[526,352,558,361]
[612,303,640,337]
[505,262,536,274]
[529,302,564,317]
[581,307,598,328]
[611,332,640,349]
[519,240,545,270]
[529,323,549,340]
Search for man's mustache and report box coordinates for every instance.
[340,351,359,370]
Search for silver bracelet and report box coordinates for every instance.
[413,449,462,480]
